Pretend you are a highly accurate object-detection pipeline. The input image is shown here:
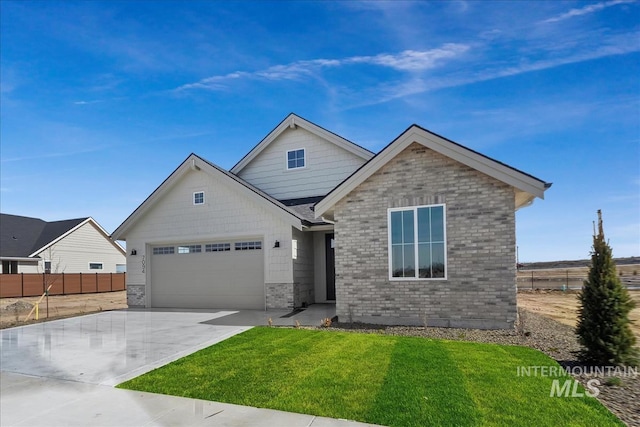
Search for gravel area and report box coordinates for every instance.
[328,309,639,427]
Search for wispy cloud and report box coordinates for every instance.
[73,99,105,105]
[0,147,107,163]
[348,45,470,71]
[0,147,105,163]
[345,31,640,108]
[175,44,469,91]
[174,11,638,110]
[541,0,636,24]
[73,96,129,106]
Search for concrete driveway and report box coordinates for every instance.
[0,309,380,427]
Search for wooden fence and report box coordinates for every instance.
[0,273,126,298]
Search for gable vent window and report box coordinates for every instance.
[235,241,262,251]
[193,191,205,205]
[286,149,305,170]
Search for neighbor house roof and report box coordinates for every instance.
[0,214,124,259]
[230,113,374,174]
[111,154,320,241]
[315,124,552,219]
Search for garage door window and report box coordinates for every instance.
[206,243,231,252]
[153,246,175,255]
[178,244,202,254]
[235,241,262,250]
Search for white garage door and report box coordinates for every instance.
[150,240,264,309]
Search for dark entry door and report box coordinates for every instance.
[325,233,336,300]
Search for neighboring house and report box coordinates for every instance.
[0,214,126,274]
[112,113,550,329]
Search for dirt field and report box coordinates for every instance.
[0,291,127,329]
[518,289,640,339]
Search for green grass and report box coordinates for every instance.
[118,327,622,427]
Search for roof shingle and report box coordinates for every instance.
[0,214,87,257]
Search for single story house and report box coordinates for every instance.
[0,214,126,274]
[112,113,550,329]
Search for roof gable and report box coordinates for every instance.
[315,125,551,218]
[230,113,373,174]
[30,217,126,257]
[31,218,89,255]
[111,154,305,240]
[0,214,123,258]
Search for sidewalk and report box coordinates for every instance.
[1,372,382,427]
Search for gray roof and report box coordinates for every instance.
[279,197,326,225]
[0,214,87,258]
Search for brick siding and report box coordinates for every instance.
[127,284,145,307]
[266,283,294,309]
[333,143,517,329]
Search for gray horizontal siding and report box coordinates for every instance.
[238,127,367,199]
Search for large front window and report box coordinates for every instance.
[388,204,446,279]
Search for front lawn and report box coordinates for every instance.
[118,327,621,427]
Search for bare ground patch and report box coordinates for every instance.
[517,289,640,340]
[0,291,127,329]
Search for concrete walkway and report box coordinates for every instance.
[198,303,337,327]
[0,309,380,427]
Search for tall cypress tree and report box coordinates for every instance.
[576,210,637,366]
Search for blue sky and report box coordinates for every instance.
[1,0,638,262]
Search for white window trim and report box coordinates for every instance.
[193,191,205,205]
[387,204,447,281]
[88,262,104,270]
[285,148,306,171]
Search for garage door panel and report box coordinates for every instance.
[150,294,264,310]
[150,241,264,309]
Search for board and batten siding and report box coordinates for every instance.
[124,167,295,307]
[33,222,125,273]
[237,127,368,200]
[292,227,314,307]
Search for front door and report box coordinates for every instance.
[325,233,336,301]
